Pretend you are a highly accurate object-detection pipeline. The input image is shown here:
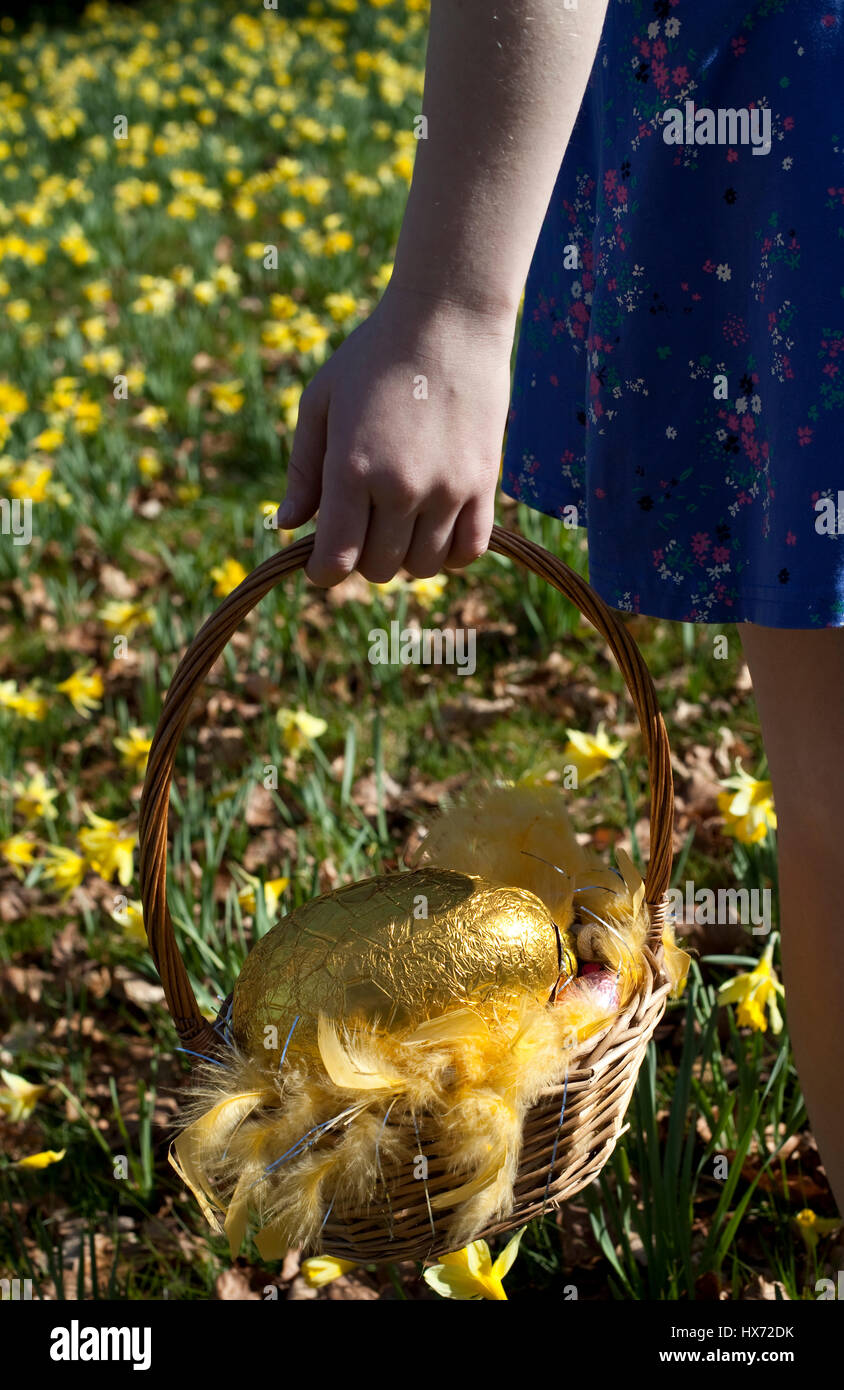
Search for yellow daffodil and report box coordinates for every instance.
[83,279,112,306]
[32,426,64,452]
[7,686,47,722]
[424,1230,524,1301]
[10,462,52,502]
[280,208,305,231]
[371,575,406,595]
[97,598,155,635]
[259,500,298,540]
[210,558,247,597]
[114,727,153,774]
[276,707,327,754]
[262,321,295,351]
[276,383,303,430]
[794,1208,841,1252]
[408,575,446,604]
[71,396,102,436]
[137,448,162,480]
[39,844,88,898]
[80,315,107,344]
[563,721,627,785]
[192,280,218,305]
[56,666,104,716]
[14,1149,66,1170]
[300,1256,357,1288]
[211,265,241,295]
[13,771,59,823]
[717,937,785,1034]
[78,809,136,888]
[0,1068,48,1122]
[323,292,358,323]
[235,873,289,919]
[0,380,28,417]
[0,834,37,876]
[109,897,146,944]
[134,404,167,431]
[717,760,777,844]
[209,380,245,415]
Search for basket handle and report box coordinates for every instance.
[138,525,674,1051]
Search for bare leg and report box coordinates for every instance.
[739,623,844,1214]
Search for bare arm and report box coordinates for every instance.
[390,0,610,320]
[278,0,609,586]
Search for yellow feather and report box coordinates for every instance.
[170,1089,268,1232]
[403,1008,491,1045]
[224,1133,267,1258]
[661,921,692,998]
[254,1218,289,1262]
[316,1014,406,1092]
[168,1140,225,1234]
[615,845,646,921]
[410,780,600,926]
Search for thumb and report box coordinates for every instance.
[276,379,327,527]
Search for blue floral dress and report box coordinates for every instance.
[502,0,844,627]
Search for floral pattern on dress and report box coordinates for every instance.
[502,0,844,627]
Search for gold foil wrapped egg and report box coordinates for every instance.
[232,866,577,1067]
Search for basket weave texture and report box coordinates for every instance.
[138,525,675,1262]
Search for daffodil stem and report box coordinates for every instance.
[616,761,643,872]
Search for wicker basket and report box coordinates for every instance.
[138,524,675,1263]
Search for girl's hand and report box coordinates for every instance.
[276,284,516,586]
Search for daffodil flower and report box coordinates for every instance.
[56,665,104,717]
[114,727,153,775]
[234,870,289,920]
[717,760,776,844]
[0,1069,49,1122]
[13,770,59,823]
[0,680,47,721]
[563,721,627,785]
[276,707,327,755]
[14,1149,66,1170]
[408,575,446,604]
[717,936,785,1034]
[39,844,88,898]
[209,380,245,415]
[78,809,136,887]
[794,1208,841,1252]
[300,1256,357,1288]
[109,897,147,944]
[210,558,248,597]
[371,575,406,595]
[423,1229,524,1301]
[0,834,38,877]
[97,599,155,636]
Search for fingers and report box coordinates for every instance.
[357,502,417,583]
[276,378,328,530]
[443,493,495,571]
[402,504,462,579]
[306,480,495,588]
[304,469,371,586]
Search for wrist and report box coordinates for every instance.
[382,276,520,339]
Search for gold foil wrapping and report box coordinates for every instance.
[232,867,577,1066]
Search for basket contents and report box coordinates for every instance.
[170,782,689,1259]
